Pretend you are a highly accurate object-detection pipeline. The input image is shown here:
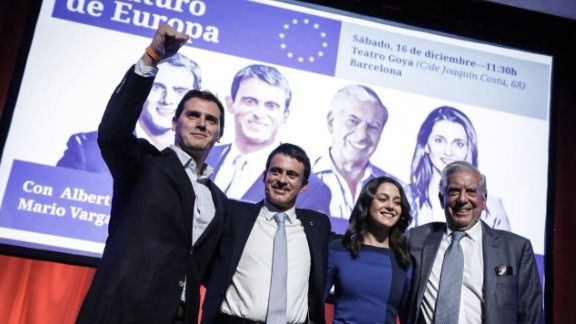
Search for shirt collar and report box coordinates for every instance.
[170,145,213,180]
[445,218,482,242]
[262,199,296,224]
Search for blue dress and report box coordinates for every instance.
[325,239,412,324]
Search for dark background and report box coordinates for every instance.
[1,0,575,323]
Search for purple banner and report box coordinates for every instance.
[0,160,112,242]
[52,0,341,75]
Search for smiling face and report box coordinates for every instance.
[263,153,308,211]
[227,77,288,150]
[141,64,197,134]
[328,96,386,167]
[440,169,486,231]
[426,119,469,173]
[172,97,221,160]
[368,182,402,230]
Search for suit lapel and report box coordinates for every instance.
[481,221,500,261]
[193,181,225,247]
[226,202,262,279]
[296,209,319,314]
[481,221,499,314]
[297,210,317,252]
[163,149,195,242]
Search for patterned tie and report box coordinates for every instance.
[266,213,288,324]
[435,231,466,324]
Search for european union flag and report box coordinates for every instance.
[206,1,341,75]
[52,0,341,76]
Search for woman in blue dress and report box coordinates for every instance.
[325,176,413,323]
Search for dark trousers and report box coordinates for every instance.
[213,313,265,324]
[172,302,185,324]
[213,313,305,324]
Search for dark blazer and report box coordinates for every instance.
[206,144,332,215]
[407,221,542,324]
[57,130,109,174]
[76,66,228,324]
[201,199,331,324]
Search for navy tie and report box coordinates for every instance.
[435,231,466,324]
[266,213,288,324]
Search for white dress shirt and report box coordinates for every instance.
[421,220,484,324]
[220,201,310,323]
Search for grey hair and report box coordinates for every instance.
[329,84,388,125]
[439,160,487,197]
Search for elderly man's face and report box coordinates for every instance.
[440,169,486,231]
[328,96,386,167]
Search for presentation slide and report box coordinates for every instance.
[0,0,551,285]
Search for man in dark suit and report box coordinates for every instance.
[56,51,202,173]
[205,64,331,215]
[407,160,542,324]
[76,25,227,324]
[202,143,331,324]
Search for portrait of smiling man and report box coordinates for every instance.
[206,64,331,214]
[313,84,406,227]
[56,53,202,174]
[139,54,202,148]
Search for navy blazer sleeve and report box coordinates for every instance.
[98,65,157,180]
[516,239,543,324]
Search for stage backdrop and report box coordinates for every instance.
[0,0,553,321]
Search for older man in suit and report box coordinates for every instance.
[76,25,227,324]
[407,160,542,324]
[202,143,331,324]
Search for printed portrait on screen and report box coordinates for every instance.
[408,105,511,230]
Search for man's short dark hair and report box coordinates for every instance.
[230,64,292,112]
[265,143,311,184]
[174,90,225,137]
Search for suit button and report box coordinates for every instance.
[188,250,193,255]
[178,280,185,287]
